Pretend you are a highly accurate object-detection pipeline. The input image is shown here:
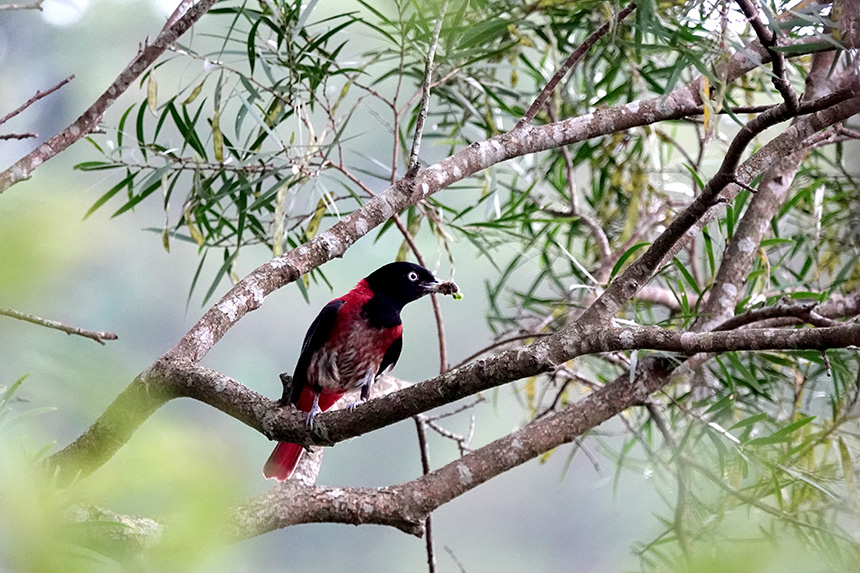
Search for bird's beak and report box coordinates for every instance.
[420,279,444,294]
[421,278,460,297]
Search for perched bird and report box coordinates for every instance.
[264,262,458,481]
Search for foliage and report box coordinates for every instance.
[52,0,860,567]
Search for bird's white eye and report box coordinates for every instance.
[408,271,419,281]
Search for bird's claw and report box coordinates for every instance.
[305,402,322,429]
[347,398,366,412]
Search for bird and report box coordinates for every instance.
[263,261,457,481]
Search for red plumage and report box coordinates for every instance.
[264,262,444,481]
[263,389,342,481]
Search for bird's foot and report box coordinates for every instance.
[347,397,367,412]
[305,402,322,429]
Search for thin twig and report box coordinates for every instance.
[547,106,612,260]
[443,546,467,573]
[0,75,75,127]
[713,300,837,331]
[414,416,436,573]
[422,397,484,423]
[399,68,461,112]
[451,332,552,370]
[407,0,449,172]
[424,418,476,455]
[0,0,44,10]
[0,132,38,140]
[0,308,118,345]
[517,1,637,127]
[837,125,860,140]
[734,0,798,112]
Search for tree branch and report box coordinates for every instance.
[0,132,37,140]
[0,0,218,193]
[228,322,860,538]
[0,307,118,344]
[734,0,798,112]
[0,0,44,10]
[47,316,860,485]
[406,0,448,173]
[714,300,836,331]
[0,75,74,128]
[580,87,860,326]
[517,1,638,127]
[695,51,841,331]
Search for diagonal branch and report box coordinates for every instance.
[517,1,637,127]
[0,75,74,127]
[734,0,798,112]
[0,0,218,193]
[579,87,860,326]
[695,51,842,331]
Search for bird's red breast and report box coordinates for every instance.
[305,279,403,397]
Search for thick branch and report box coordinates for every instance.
[0,0,44,10]
[696,51,841,331]
[714,300,836,331]
[230,322,860,538]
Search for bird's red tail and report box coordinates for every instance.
[263,389,344,481]
[263,441,304,481]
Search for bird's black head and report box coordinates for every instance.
[364,262,442,310]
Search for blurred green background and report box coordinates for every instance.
[0,1,827,571]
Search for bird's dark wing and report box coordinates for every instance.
[378,336,402,376]
[288,299,345,404]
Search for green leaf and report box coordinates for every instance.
[183,78,207,105]
[111,166,171,217]
[73,161,118,171]
[672,257,701,295]
[725,352,766,395]
[728,412,769,431]
[458,18,513,49]
[1,374,28,409]
[84,170,136,219]
[116,104,135,149]
[609,242,650,283]
[136,100,148,160]
[746,416,815,447]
